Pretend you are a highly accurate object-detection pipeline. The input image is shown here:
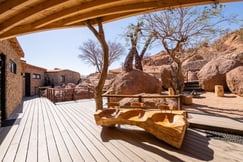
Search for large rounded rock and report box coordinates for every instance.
[160,65,184,90]
[153,54,171,66]
[73,87,94,100]
[74,82,94,99]
[198,57,242,91]
[182,60,208,73]
[226,66,243,97]
[109,69,161,97]
[143,51,171,66]
[182,60,207,82]
[187,71,198,81]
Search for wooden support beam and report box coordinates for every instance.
[62,1,168,26]
[0,0,30,19]
[0,0,240,40]
[33,0,123,29]
[0,0,67,34]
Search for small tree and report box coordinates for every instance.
[143,4,238,93]
[123,22,157,72]
[78,39,125,73]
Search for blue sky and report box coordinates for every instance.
[17,2,243,76]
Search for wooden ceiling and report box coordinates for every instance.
[0,0,239,40]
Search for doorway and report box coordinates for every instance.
[25,73,31,96]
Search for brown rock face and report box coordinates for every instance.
[160,65,172,89]
[160,65,184,90]
[74,82,94,99]
[182,60,208,73]
[109,69,162,96]
[182,60,207,82]
[143,52,171,66]
[187,71,198,81]
[73,87,94,100]
[198,57,242,91]
[226,66,243,97]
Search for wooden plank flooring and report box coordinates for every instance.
[0,97,243,162]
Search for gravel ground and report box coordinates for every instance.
[197,129,243,145]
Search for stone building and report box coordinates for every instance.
[0,38,24,125]
[45,68,81,86]
[0,38,81,127]
[23,63,47,96]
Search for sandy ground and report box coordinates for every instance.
[183,92,243,119]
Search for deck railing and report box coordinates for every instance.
[46,87,93,103]
[102,94,183,110]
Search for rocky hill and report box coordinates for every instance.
[86,29,243,96]
[142,29,243,74]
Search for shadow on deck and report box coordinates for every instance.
[0,97,242,161]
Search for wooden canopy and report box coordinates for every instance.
[0,0,239,40]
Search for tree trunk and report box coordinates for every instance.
[171,62,184,94]
[176,63,184,94]
[85,18,109,111]
[134,50,143,71]
[124,48,134,72]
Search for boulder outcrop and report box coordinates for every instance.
[226,66,243,97]
[182,60,207,82]
[109,69,162,98]
[182,60,208,73]
[143,51,171,66]
[160,65,184,90]
[186,71,198,81]
[197,57,242,91]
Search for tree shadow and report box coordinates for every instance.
[100,127,214,161]
[222,95,237,98]
[184,103,243,123]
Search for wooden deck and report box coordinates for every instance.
[0,97,243,162]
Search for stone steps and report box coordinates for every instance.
[184,80,204,92]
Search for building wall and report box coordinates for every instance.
[25,64,46,96]
[46,69,81,86]
[0,39,23,118]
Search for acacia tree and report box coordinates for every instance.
[142,5,238,93]
[123,22,156,72]
[79,39,125,73]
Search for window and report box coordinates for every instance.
[60,75,65,83]
[33,73,41,79]
[10,60,16,74]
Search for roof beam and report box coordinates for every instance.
[33,0,133,29]
[0,0,67,34]
[0,0,31,19]
[0,0,241,40]
[59,0,207,26]
[55,1,168,26]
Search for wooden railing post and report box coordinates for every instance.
[178,94,182,110]
[53,88,56,103]
[102,94,183,110]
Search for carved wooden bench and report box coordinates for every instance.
[94,108,188,149]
